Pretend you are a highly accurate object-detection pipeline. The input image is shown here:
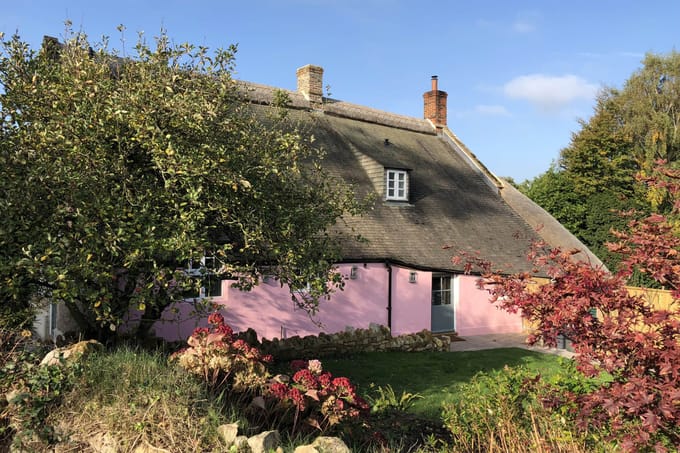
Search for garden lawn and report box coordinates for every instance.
[323,348,569,418]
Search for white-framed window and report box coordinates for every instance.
[185,254,222,298]
[385,169,409,201]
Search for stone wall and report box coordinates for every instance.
[258,323,451,361]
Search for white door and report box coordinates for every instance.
[431,274,455,332]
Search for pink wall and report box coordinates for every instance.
[153,263,392,341]
[151,265,524,342]
[455,275,523,336]
[390,266,431,335]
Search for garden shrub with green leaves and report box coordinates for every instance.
[1,328,80,450]
[442,365,608,453]
[366,384,422,415]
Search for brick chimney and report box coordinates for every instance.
[296,64,324,108]
[423,75,447,128]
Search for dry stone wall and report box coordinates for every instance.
[258,324,451,360]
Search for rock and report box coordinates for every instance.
[294,437,351,453]
[40,340,104,367]
[247,430,280,453]
[294,446,319,453]
[368,323,381,332]
[217,422,239,447]
[5,389,28,405]
[233,436,249,450]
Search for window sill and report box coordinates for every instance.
[383,200,414,207]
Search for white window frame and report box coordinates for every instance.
[385,169,409,201]
[185,254,222,298]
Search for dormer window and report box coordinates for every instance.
[385,169,409,201]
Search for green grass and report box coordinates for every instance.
[323,348,568,417]
[15,345,574,452]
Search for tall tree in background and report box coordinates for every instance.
[521,51,680,272]
[0,27,361,337]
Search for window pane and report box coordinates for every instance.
[388,188,394,197]
[433,277,441,291]
[442,278,451,290]
[432,276,452,306]
[432,292,442,306]
[398,173,404,182]
[206,275,222,297]
[204,256,216,269]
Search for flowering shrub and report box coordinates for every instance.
[170,314,368,435]
[170,312,272,393]
[265,359,369,433]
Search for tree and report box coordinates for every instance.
[518,166,587,235]
[559,91,637,198]
[0,27,362,338]
[457,164,680,451]
[617,52,680,173]
[522,52,680,272]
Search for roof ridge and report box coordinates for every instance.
[236,80,435,134]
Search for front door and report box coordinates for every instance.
[431,274,455,332]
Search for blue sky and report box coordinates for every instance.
[3,1,680,182]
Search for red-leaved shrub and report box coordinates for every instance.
[171,314,368,436]
[455,164,680,452]
[264,359,369,434]
[170,312,272,393]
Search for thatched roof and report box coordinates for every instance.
[242,79,605,273]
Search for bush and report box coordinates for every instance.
[366,384,422,415]
[441,365,605,453]
[170,312,368,439]
[1,328,79,450]
[169,312,272,395]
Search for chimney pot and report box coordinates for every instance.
[423,76,448,128]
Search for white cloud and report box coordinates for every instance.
[503,74,599,112]
[475,105,511,116]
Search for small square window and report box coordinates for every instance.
[385,169,409,201]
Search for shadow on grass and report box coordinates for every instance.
[322,348,569,418]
